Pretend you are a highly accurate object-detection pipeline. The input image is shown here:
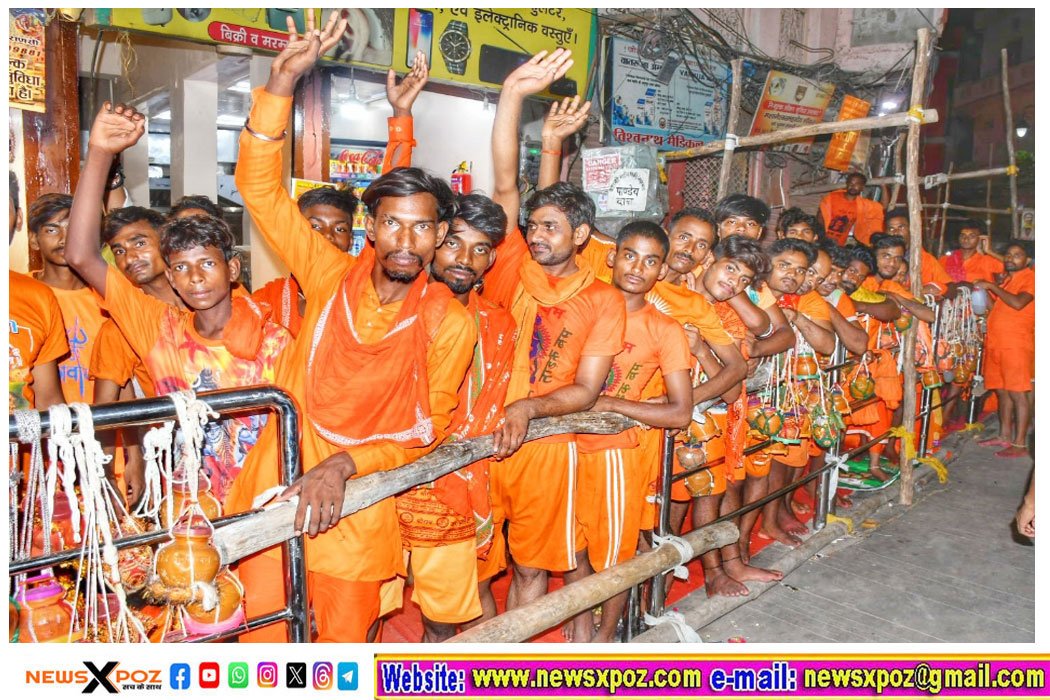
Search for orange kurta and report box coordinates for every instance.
[819,190,885,246]
[230,88,476,585]
[9,271,69,409]
[983,266,1035,393]
[919,249,952,296]
[49,285,107,403]
[251,276,303,339]
[578,233,616,284]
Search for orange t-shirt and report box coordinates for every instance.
[986,266,1035,350]
[90,319,156,398]
[859,277,914,348]
[646,279,735,347]
[9,271,69,409]
[578,302,692,452]
[230,87,477,582]
[798,290,831,323]
[940,250,1004,285]
[578,234,615,284]
[101,267,291,500]
[252,275,303,338]
[919,249,952,295]
[819,190,885,246]
[48,285,107,403]
[824,288,859,321]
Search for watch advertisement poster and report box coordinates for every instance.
[749,69,835,154]
[90,8,595,96]
[9,9,47,113]
[605,35,730,151]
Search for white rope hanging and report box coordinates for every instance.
[135,420,176,523]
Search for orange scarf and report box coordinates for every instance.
[221,295,274,360]
[305,246,452,447]
[713,300,749,480]
[506,257,594,402]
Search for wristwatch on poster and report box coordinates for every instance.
[439,20,471,75]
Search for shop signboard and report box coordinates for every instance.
[90,8,595,97]
[605,35,730,151]
[748,69,835,154]
[9,9,47,113]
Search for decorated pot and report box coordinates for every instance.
[16,574,80,643]
[756,407,784,437]
[794,354,819,380]
[952,366,973,386]
[745,396,765,430]
[683,467,716,498]
[831,389,851,414]
[687,414,721,443]
[154,516,220,589]
[160,482,222,528]
[676,444,706,470]
[920,368,942,389]
[774,414,802,444]
[849,373,876,401]
[893,313,913,332]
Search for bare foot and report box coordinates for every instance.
[868,464,893,482]
[722,556,783,583]
[777,508,810,537]
[835,491,853,509]
[738,541,751,565]
[703,567,749,597]
[562,618,594,643]
[790,500,812,517]
[758,524,803,548]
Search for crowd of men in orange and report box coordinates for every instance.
[10,13,1034,643]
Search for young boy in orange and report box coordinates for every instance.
[817,243,880,356]
[27,193,107,404]
[66,103,292,505]
[9,173,67,411]
[885,208,952,298]
[776,207,826,245]
[251,52,429,337]
[976,241,1034,458]
[572,221,694,641]
[818,172,884,246]
[391,193,517,641]
[940,219,1004,286]
[229,11,476,642]
[486,49,627,642]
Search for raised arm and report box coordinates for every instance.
[538,95,591,189]
[491,49,574,234]
[66,103,146,295]
[381,50,428,171]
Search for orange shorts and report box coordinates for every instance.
[577,446,647,572]
[382,541,482,624]
[236,549,382,642]
[776,438,813,468]
[635,427,663,531]
[490,440,580,572]
[743,442,774,478]
[984,346,1035,393]
[476,521,507,582]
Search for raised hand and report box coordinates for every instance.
[542,95,592,143]
[387,50,429,117]
[88,102,145,156]
[504,48,574,98]
[268,9,347,96]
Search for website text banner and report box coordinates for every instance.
[376,655,1048,699]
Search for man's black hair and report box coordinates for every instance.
[27,193,73,233]
[102,206,165,244]
[453,193,507,247]
[824,241,852,269]
[713,193,770,226]
[768,237,817,266]
[1004,238,1034,259]
[777,206,825,239]
[169,194,223,220]
[958,218,986,236]
[9,171,20,212]
[846,171,868,184]
[297,186,359,220]
[616,219,669,257]
[870,233,906,252]
[361,166,456,223]
[847,244,876,272]
[159,214,237,263]
[669,207,717,231]
[885,207,909,222]
[712,234,770,279]
[523,181,596,230]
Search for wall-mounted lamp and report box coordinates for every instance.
[1015,106,1034,139]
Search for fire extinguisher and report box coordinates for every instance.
[451,161,473,194]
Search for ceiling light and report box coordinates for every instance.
[1015,119,1030,139]
[881,99,899,111]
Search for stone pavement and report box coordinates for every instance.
[696,425,1035,643]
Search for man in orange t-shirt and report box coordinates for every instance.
[976,241,1034,458]
[27,193,107,404]
[818,172,885,246]
[573,221,694,641]
[486,49,626,642]
[228,14,477,643]
[9,175,67,412]
[885,208,952,298]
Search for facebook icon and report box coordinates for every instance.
[170,663,191,690]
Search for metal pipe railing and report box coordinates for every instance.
[8,386,310,644]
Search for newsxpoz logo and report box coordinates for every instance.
[25,662,163,693]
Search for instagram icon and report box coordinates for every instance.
[313,662,333,690]
[257,662,278,688]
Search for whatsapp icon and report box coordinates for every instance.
[229,662,249,689]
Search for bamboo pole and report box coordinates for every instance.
[889,136,906,207]
[791,174,902,197]
[986,143,994,232]
[1001,48,1020,238]
[793,166,1012,197]
[449,522,739,643]
[663,108,938,162]
[921,203,1012,215]
[899,28,933,507]
[936,162,954,256]
[716,59,744,200]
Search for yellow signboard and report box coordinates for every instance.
[93,8,595,96]
[748,70,834,154]
[9,9,47,113]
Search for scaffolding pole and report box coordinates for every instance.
[1001,48,1020,238]
[716,59,744,200]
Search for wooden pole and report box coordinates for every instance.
[792,174,902,197]
[936,162,954,256]
[921,203,1012,215]
[449,522,738,643]
[663,109,938,162]
[716,59,744,200]
[1001,48,1020,238]
[889,137,906,207]
[986,143,995,232]
[792,166,1010,197]
[899,28,933,507]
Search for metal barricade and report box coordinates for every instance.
[7,386,310,643]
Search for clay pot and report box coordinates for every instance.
[774,414,802,444]
[683,468,716,498]
[920,368,942,389]
[811,417,840,449]
[756,408,783,437]
[154,516,220,589]
[831,389,851,414]
[687,414,721,443]
[745,397,765,430]
[849,374,875,401]
[185,569,244,625]
[160,482,222,528]
[893,314,913,332]
[794,354,818,380]
[675,445,706,470]
[16,574,79,643]
[961,356,978,373]
[952,366,973,386]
